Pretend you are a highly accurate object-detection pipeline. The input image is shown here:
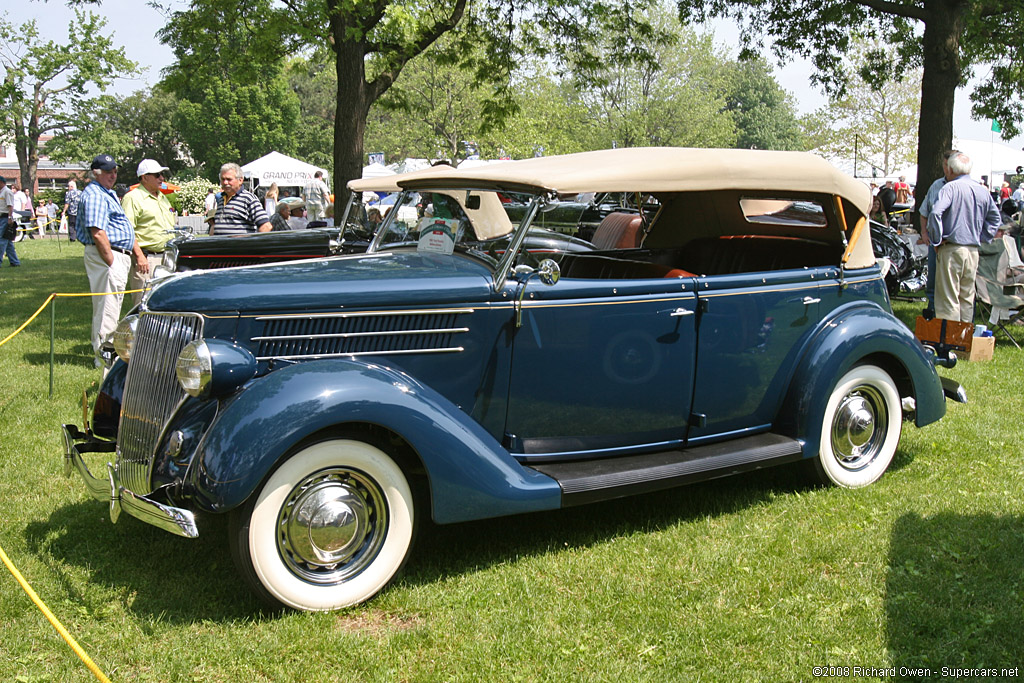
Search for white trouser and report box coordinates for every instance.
[84,244,131,356]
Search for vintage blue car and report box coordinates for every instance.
[62,147,954,612]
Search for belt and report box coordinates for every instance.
[109,245,133,256]
[142,248,164,255]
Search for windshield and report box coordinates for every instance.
[370,189,522,264]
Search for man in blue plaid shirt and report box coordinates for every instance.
[76,153,147,368]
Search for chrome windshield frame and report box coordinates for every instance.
[336,189,361,239]
[367,190,414,252]
[494,194,545,290]
[367,188,546,291]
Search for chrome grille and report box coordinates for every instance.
[253,309,471,360]
[117,312,203,494]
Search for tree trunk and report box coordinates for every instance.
[12,110,40,194]
[913,0,967,217]
[331,26,370,207]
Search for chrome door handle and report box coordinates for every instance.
[670,308,695,317]
[802,297,821,305]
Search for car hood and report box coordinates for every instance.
[145,251,496,312]
[172,229,339,257]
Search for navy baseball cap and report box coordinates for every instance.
[90,154,118,171]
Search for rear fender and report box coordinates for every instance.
[190,359,561,523]
[777,304,945,458]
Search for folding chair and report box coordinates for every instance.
[975,235,1024,348]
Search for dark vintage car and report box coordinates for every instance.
[63,147,957,612]
[160,173,595,273]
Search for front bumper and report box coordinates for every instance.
[61,424,199,538]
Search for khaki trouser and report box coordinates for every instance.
[84,244,131,357]
[307,202,326,221]
[129,252,164,306]
[934,243,979,323]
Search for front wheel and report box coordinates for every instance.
[230,438,415,611]
[812,365,902,488]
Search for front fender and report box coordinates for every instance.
[190,359,561,523]
[778,303,945,458]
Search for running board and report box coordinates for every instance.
[528,433,804,507]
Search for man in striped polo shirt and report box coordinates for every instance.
[210,162,272,235]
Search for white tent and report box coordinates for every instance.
[361,162,396,179]
[952,138,1024,181]
[241,151,329,190]
[892,139,1024,188]
[389,158,431,174]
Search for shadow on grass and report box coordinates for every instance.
[403,462,812,588]
[25,351,97,368]
[23,502,260,623]
[886,512,1024,673]
[24,462,816,622]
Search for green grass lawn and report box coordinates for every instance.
[1,239,1022,681]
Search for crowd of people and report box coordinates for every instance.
[5,152,320,369]
[2,146,1021,369]
[863,152,1019,327]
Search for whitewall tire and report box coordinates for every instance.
[230,438,415,611]
[814,365,902,488]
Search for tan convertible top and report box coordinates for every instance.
[398,147,871,218]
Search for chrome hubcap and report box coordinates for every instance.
[831,385,887,470]
[277,468,387,585]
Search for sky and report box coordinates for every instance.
[5,0,1024,157]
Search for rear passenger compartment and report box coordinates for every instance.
[558,236,839,280]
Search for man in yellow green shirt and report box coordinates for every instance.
[121,159,176,304]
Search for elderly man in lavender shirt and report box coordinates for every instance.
[926,151,1001,323]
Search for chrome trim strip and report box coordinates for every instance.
[254,308,474,321]
[255,346,465,361]
[252,327,470,342]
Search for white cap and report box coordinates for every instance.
[137,158,169,176]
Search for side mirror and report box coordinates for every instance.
[536,258,560,286]
[514,259,560,328]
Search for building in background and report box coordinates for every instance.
[0,137,89,193]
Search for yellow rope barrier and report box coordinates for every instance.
[0,294,56,347]
[0,290,145,349]
[0,287,147,680]
[0,543,112,682]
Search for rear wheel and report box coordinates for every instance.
[812,365,902,488]
[229,437,415,611]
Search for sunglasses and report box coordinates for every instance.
[149,172,165,179]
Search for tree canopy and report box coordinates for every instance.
[676,0,1024,208]
[0,9,137,193]
[801,40,921,177]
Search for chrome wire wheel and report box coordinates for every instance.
[231,438,415,612]
[815,365,902,488]
[276,467,389,585]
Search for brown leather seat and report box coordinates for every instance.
[591,212,643,250]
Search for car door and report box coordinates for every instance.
[686,269,823,444]
[504,274,698,459]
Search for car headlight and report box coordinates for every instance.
[176,339,257,399]
[176,340,213,397]
[111,315,139,362]
[161,245,178,272]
